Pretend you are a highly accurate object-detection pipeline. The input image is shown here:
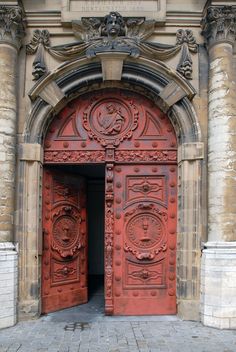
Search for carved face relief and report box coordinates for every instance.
[103,12,125,38]
[127,213,163,249]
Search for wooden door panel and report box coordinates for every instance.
[42,168,88,313]
[113,164,177,315]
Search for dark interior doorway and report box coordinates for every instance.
[87,178,105,300]
[53,164,105,305]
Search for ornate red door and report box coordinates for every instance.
[43,88,177,315]
[111,164,177,315]
[42,168,88,313]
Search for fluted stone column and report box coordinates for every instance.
[201,5,236,329]
[0,3,24,328]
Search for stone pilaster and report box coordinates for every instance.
[201,5,236,329]
[0,2,24,329]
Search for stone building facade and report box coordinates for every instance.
[0,0,236,330]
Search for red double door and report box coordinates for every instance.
[42,162,177,315]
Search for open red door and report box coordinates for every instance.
[42,168,87,313]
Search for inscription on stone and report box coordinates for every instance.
[70,0,159,13]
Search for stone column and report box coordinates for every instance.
[201,5,236,329]
[0,3,24,328]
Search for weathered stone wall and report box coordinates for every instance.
[0,44,17,243]
[208,42,236,242]
[201,3,236,329]
[0,243,17,329]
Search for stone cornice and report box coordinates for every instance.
[0,5,25,50]
[201,5,236,48]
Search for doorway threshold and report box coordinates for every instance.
[41,295,179,323]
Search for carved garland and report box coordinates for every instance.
[26,12,197,80]
[26,29,50,80]
[115,150,177,162]
[44,150,106,163]
[44,150,177,163]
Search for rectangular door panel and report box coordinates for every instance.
[42,168,88,313]
[112,164,177,315]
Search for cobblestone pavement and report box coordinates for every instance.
[1,295,236,352]
[1,315,236,352]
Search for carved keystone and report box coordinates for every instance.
[97,52,129,81]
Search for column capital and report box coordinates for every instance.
[201,5,236,49]
[0,4,25,50]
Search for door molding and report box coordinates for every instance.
[16,56,204,321]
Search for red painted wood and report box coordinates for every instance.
[112,164,177,315]
[42,169,88,313]
[43,89,177,315]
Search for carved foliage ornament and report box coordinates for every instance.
[27,12,197,80]
[26,29,50,80]
[201,6,236,47]
[0,5,25,49]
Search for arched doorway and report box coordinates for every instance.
[42,88,177,315]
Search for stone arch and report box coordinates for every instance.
[16,55,204,320]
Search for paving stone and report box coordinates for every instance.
[0,309,236,352]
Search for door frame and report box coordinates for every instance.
[16,57,204,321]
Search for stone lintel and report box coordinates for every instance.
[96,52,129,81]
[18,143,43,163]
[158,81,187,113]
[178,142,204,161]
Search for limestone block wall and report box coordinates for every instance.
[0,243,17,329]
[201,243,236,329]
